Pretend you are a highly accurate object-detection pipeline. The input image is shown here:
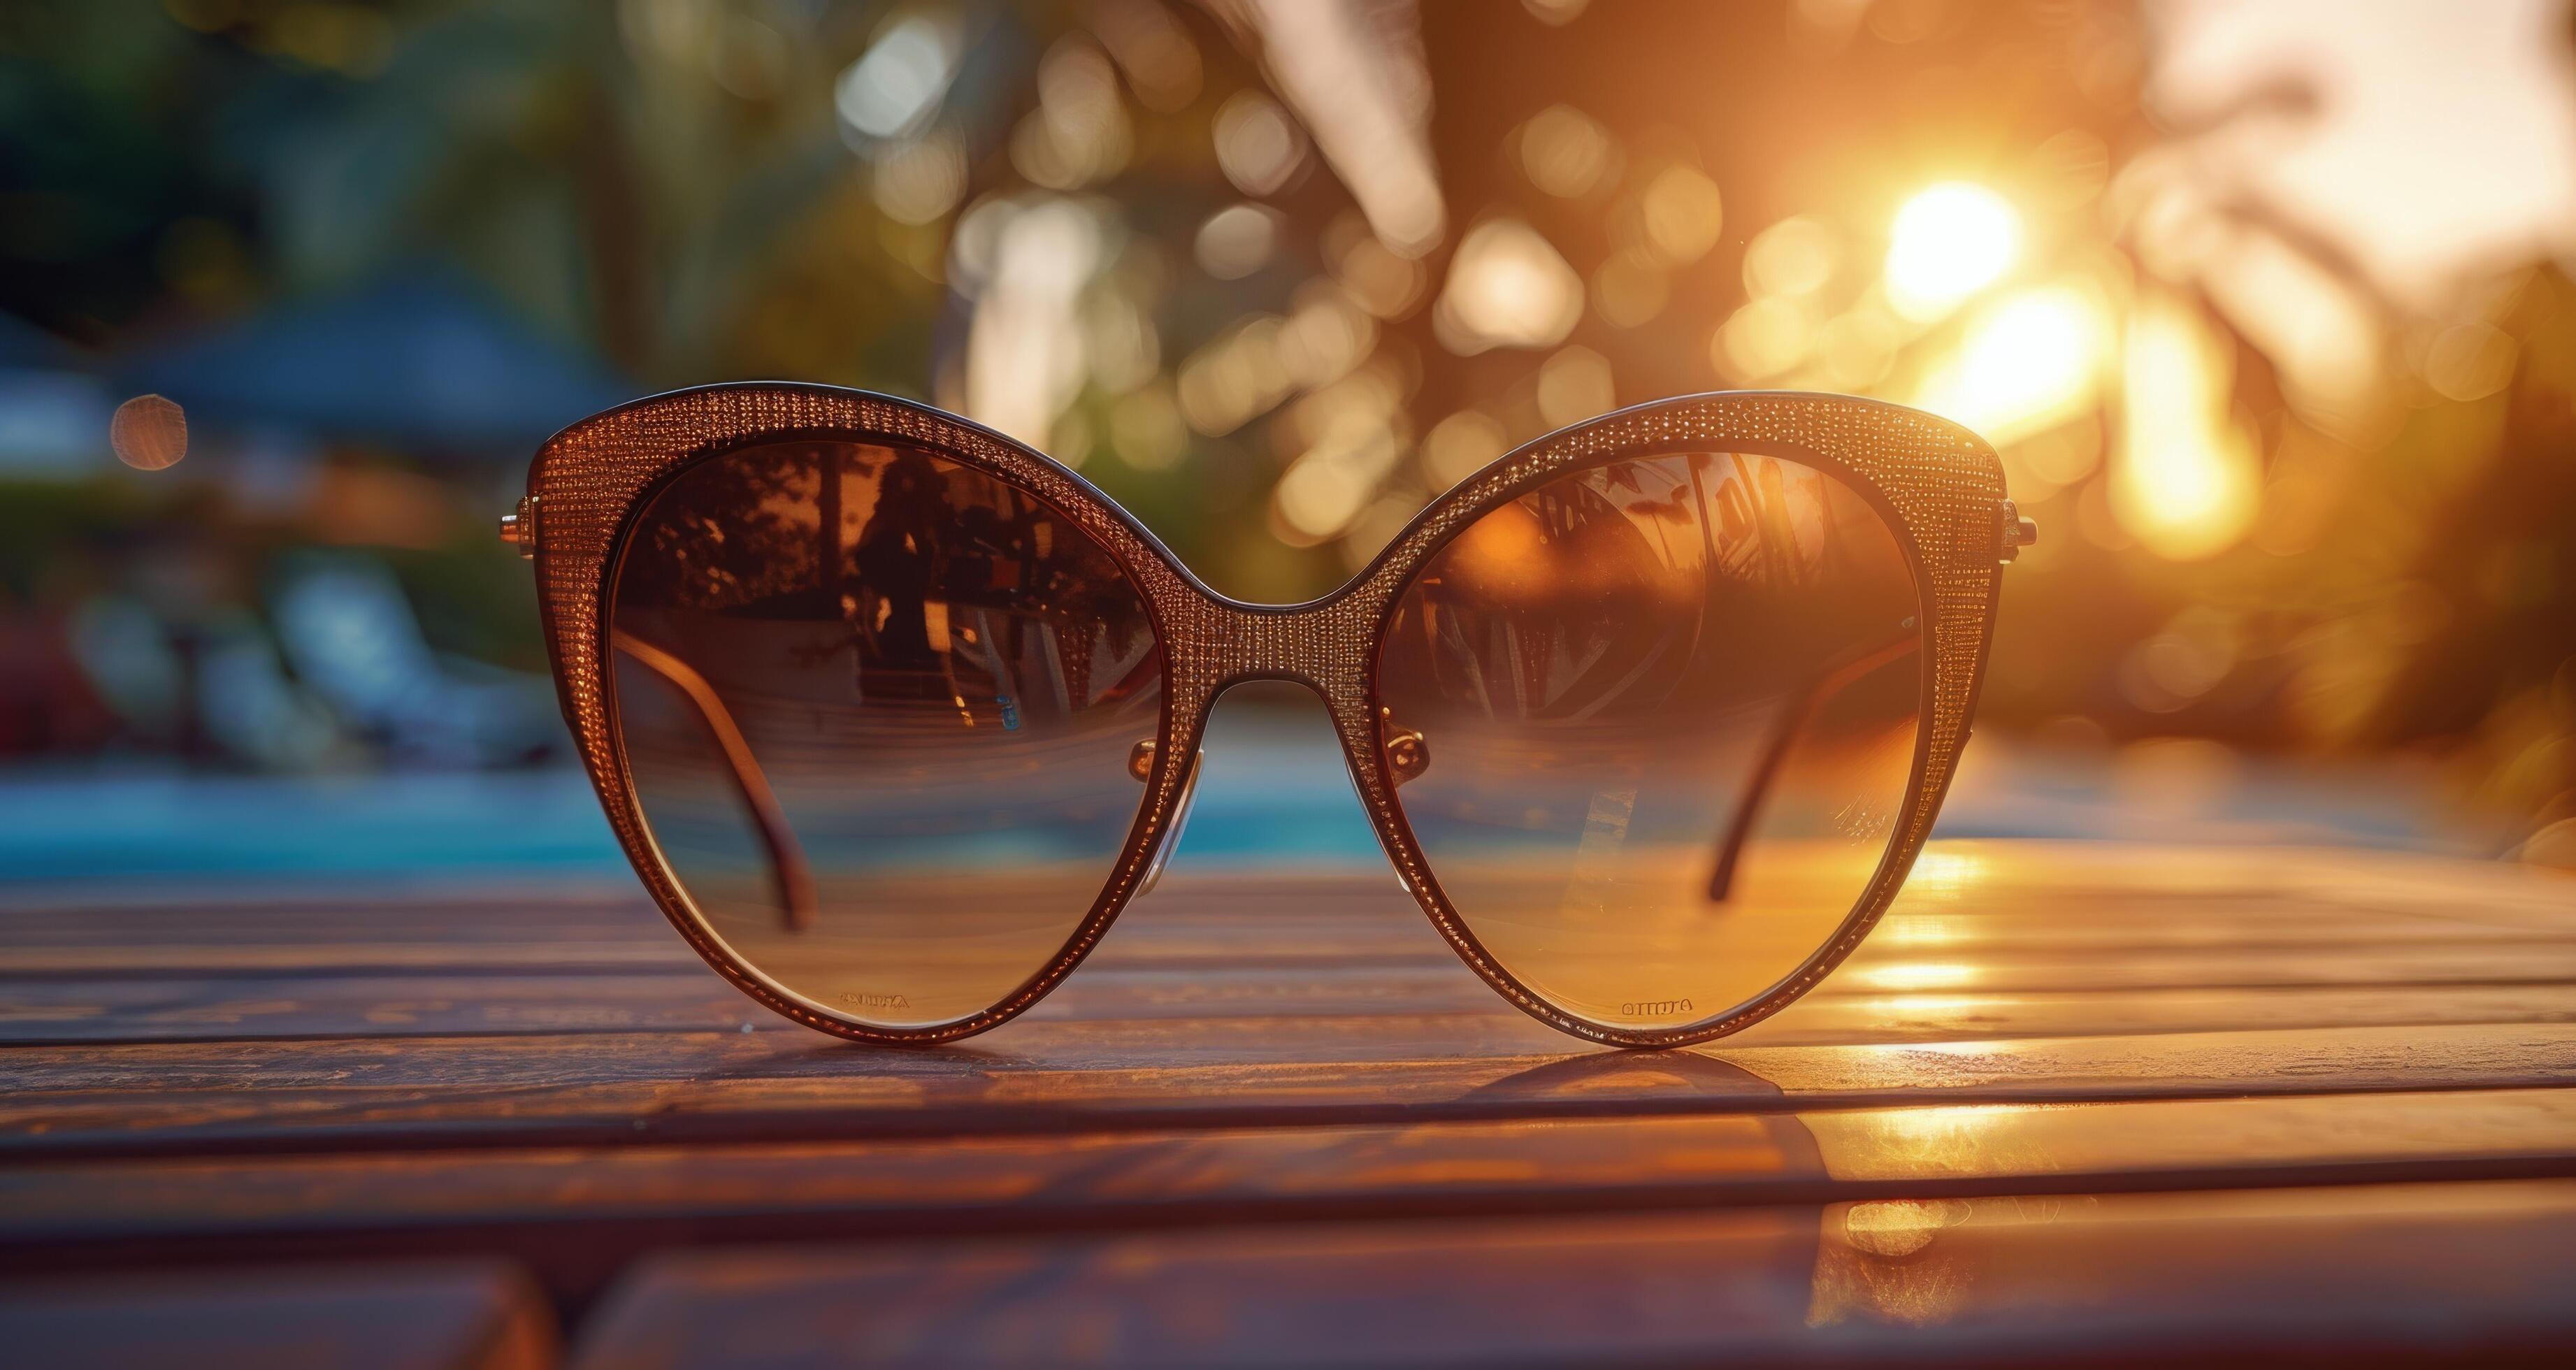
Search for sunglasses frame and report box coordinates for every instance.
[519,383,2019,1048]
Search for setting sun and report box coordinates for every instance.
[1885,182,2020,319]
[1913,284,2106,444]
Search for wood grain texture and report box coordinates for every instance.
[9,1088,2576,1251]
[0,1260,555,1370]
[572,1180,2576,1368]
[2,839,2572,1364]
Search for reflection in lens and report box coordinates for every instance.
[610,441,1163,1028]
[1376,451,1924,1032]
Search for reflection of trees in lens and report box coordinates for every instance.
[611,440,1163,1028]
[619,445,826,613]
[1399,453,1888,725]
[1378,450,1921,1032]
[623,442,1158,721]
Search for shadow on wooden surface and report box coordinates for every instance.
[1,840,2571,1364]
[0,1260,554,1370]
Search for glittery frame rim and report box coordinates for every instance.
[528,383,2006,1048]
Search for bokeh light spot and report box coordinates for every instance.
[1420,410,1509,489]
[1535,345,1616,428]
[2423,322,2518,402]
[1638,164,1725,267]
[1518,105,1618,199]
[2115,293,2261,560]
[1195,203,1283,280]
[1913,286,2108,444]
[1434,218,1583,354]
[835,15,958,142]
[1743,215,1840,297]
[1214,92,1308,197]
[1715,296,1817,381]
[110,395,187,471]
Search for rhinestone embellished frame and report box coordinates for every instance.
[528,384,2007,1048]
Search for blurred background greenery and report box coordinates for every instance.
[2,0,2572,861]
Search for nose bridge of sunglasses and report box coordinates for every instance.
[1126,738,1204,895]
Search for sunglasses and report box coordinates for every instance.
[508,384,2032,1048]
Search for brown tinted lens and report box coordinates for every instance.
[1376,451,1923,1032]
[610,440,1163,1029]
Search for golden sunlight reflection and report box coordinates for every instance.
[1806,1195,1981,1330]
[1434,217,1583,354]
[1805,1104,2024,1193]
[1869,994,1989,1020]
[1875,914,1965,947]
[1901,849,1989,898]
[1839,1197,1970,1260]
[1885,182,2020,319]
[1913,286,2107,445]
[2115,291,2261,559]
[1851,961,1979,993]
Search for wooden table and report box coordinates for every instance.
[3,841,2574,1366]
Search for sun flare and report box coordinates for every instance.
[1885,182,2020,319]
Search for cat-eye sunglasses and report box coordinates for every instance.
[507,384,2031,1047]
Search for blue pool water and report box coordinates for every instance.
[0,696,2473,884]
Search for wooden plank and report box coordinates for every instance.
[6,882,2559,956]
[0,1260,555,1370]
[3,857,2570,1026]
[568,1179,2576,1367]
[0,839,2563,1357]
[0,974,770,1043]
[7,1089,2575,1254]
[12,934,2573,991]
[2,973,2570,1046]
[6,845,2566,978]
[7,1021,2576,1160]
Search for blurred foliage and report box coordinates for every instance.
[1,0,2571,843]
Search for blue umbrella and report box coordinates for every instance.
[0,310,85,369]
[113,268,633,455]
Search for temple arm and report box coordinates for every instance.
[612,629,819,932]
[1705,629,1922,902]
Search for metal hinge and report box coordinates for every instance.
[497,495,538,560]
[1996,498,2038,564]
